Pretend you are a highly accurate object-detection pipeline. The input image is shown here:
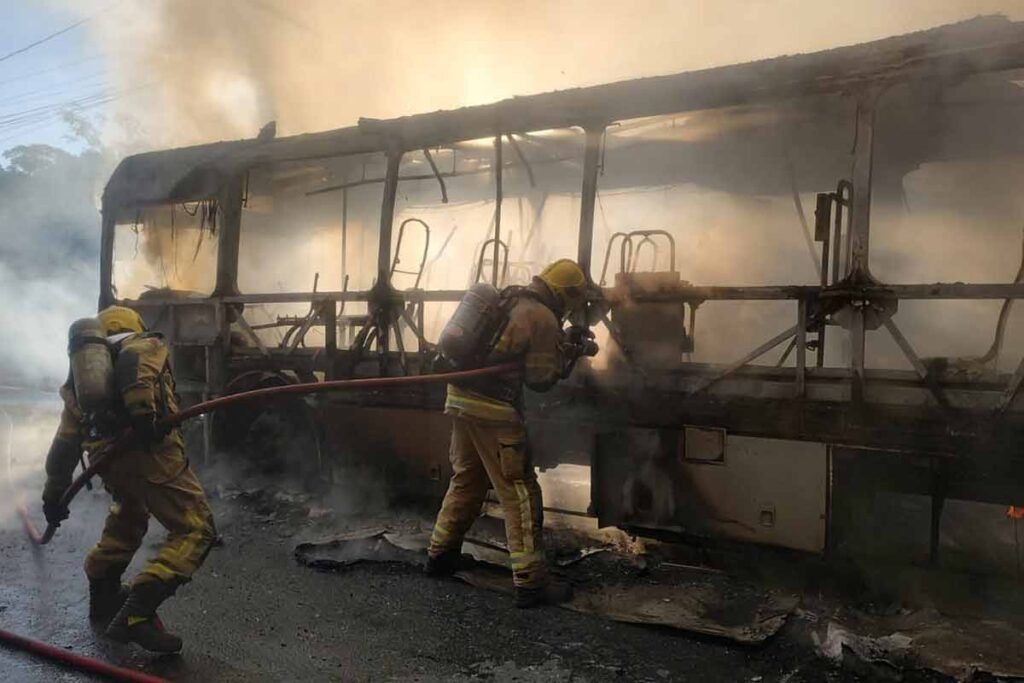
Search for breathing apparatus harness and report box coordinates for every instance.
[68,318,172,443]
[437,279,595,403]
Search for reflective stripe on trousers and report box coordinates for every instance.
[84,441,215,587]
[429,415,547,588]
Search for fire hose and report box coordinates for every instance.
[0,628,169,683]
[7,362,515,681]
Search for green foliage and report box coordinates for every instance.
[2,144,74,176]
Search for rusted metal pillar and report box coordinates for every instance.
[214,173,244,297]
[341,188,348,286]
[577,126,604,278]
[208,173,244,436]
[846,91,882,403]
[493,134,503,286]
[850,301,866,404]
[796,297,807,397]
[832,180,852,285]
[929,458,949,566]
[323,299,337,380]
[371,146,404,375]
[848,92,880,280]
[98,207,116,309]
[202,301,231,465]
[377,149,403,286]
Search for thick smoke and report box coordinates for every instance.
[68,0,1024,149]
[0,397,63,529]
[0,142,104,388]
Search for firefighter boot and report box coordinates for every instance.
[514,580,574,609]
[424,548,462,577]
[88,566,130,625]
[105,581,182,654]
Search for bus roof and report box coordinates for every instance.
[103,15,1024,211]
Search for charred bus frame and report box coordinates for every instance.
[98,17,1024,560]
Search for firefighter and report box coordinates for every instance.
[41,305,215,654]
[426,259,597,607]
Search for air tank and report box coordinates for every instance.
[437,283,505,369]
[68,317,114,415]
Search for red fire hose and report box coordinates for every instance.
[21,362,516,545]
[8,363,515,681]
[0,627,169,683]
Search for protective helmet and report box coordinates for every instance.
[538,259,587,317]
[97,305,145,335]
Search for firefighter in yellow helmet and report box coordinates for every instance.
[41,305,215,653]
[426,259,597,607]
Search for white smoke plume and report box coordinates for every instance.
[68,0,1023,149]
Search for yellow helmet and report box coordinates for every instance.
[538,259,587,317]
[97,305,145,335]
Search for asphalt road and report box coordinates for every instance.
[0,477,878,683]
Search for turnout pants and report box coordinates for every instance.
[429,415,546,588]
[83,438,215,587]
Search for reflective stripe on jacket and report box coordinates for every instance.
[445,295,565,422]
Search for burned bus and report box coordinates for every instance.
[98,17,1024,573]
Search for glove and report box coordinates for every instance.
[130,413,171,449]
[41,437,79,526]
[565,326,599,360]
[566,325,594,347]
[577,338,599,358]
[559,328,599,379]
[43,500,70,526]
[41,480,70,526]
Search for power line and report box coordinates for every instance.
[0,1,121,65]
[0,82,153,144]
[0,54,105,87]
[0,116,70,148]
[0,71,109,110]
[0,17,91,64]
[0,88,115,127]
[0,94,116,145]
[0,96,113,137]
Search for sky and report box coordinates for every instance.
[0,2,109,153]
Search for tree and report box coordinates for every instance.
[2,144,74,176]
